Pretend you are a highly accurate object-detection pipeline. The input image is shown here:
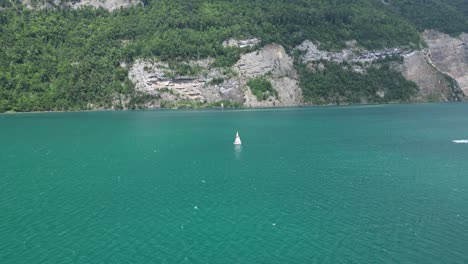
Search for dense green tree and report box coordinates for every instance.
[247,78,277,101]
[385,0,468,35]
[298,61,419,105]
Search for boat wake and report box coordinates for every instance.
[452,139,468,144]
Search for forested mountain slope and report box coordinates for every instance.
[0,0,467,112]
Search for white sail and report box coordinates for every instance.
[234,131,242,145]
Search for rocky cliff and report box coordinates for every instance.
[424,30,468,96]
[295,35,466,103]
[128,59,241,108]
[235,44,302,107]
[127,31,467,108]
[19,0,141,10]
[401,51,456,101]
[295,40,411,64]
[71,0,141,11]
[129,44,302,108]
[398,31,468,102]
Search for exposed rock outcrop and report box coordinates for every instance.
[19,0,141,11]
[398,30,468,102]
[222,38,260,49]
[402,51,455,101]
[296,36,466,102]
[129,44,302,108]
[295,40,411,64]
[71,0,142,11]
[19,0,57,9]
[129,60,242,104]
[129,31,468,108]
[235,44,301,107]
[423,30,468,96]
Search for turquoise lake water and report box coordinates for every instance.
[1,103,468,263]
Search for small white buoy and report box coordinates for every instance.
[194,205,199,210]
[234,131,242,145]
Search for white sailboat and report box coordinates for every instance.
[234,131,242,145]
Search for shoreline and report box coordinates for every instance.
[1,101,465,115]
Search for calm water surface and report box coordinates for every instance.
[1,103,468,264]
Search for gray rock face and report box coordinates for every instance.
[71,0,142,11]
[295,40,354,63]
[20,0,141,11]
[402,51,454,101]
[222,38,260,49]
[128,60,167,95]
[129,32,468,107]
[129,59,243,104]
[236,44,296,79]
[295,40,410,64]
[424,30,468,95]
[235,44,302,107]
[297,36,466,102]
[20,0,59,9]
[128,44,302,107]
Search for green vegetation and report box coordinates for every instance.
[385,0,468,36]
[128,93,160,109]
[424,93,442,102]
[443,74,465,101]
[247,78,277,101]
[209,77,225,86]
[297,61,419,105]
[0,0,467,112]
[166,63,203,77]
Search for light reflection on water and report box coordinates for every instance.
[234,144,242,158]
